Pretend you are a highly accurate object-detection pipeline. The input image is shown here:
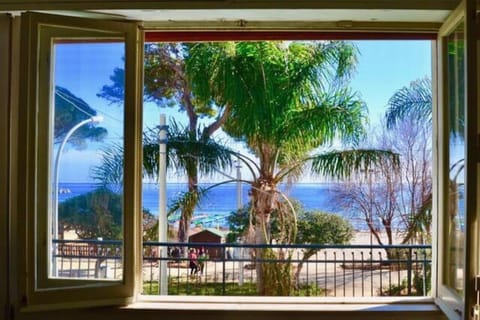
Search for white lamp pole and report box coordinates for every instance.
[236,158,244,286]
[51,115,103,276]
[158,114,168,295]
[236,159,243,210]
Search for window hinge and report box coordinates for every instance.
[473,276,480,320]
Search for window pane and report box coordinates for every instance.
[443,23,465,295]
[140,40,433,297]
[50,42,125,280]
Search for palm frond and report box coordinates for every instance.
[310,149,399,180]
[385,78,432,129]
[90,143,124,192]
[282,89,367,149]
[187,41,361,153]
[142,120,234,180]
[167,188,203,219]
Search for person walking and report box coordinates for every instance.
[188,248,199,276]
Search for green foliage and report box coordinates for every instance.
[401,193,433,245]
[261,248,293,296]
[143,279,325,296]
[187,42,395,299]
[98,43,221,117]
[383,78,434,244]
[97,66,125,105]
[98,42,237,245]
[143,43,181,105]
[92,121,234,188]
[447,38,465,140]
[380,265,431,296]
[413,264,432,296]
[58,188,123,240]
[294,210,354,287]
[142,120,233,180]
[55,86,107,148]
[310,149,399,181]
[381,279,408,296]
[227,202,354,248]
[143,209,159,242]
[187,41,367,164]
[89,143,124,192]
[385,78,432,130]
[142,121,234,243]
[226,199,304,244]
[296,211,354,246]
[226,205,250,243]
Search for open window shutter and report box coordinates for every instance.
[435,1,479,319]
[17,11,143,310]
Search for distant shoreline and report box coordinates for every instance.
[58,182,374,231]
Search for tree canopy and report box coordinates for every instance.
[58,188,123,240]
[187,41,366,165]
[97,43,235,245]
[55,86,107,148]
[227,202,353,247]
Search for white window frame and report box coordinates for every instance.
[434,3,465,318]
[16,11,143,310]
[434,1,479,319]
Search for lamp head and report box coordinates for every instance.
[91,115,104,123]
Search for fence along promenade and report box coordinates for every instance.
[52,239,431,297]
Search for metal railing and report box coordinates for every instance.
[53,239,431,297]
[53,239,123,278]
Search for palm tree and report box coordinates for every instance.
[384,74,465,250]
[187,41,398,295]
[384,78,435,245]
[385,75,462,139]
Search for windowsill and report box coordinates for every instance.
[127,295,440,312]
[17,296,447,320]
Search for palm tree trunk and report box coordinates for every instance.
[254,214,268,295]
[252,180,269,295]
[178,173,198,249]
[251,179,295,296]
[177,97,198,248]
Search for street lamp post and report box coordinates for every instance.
[51,115,103,276]
[158,114,168,295]
[235,158,244,286]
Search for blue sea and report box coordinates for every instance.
[57,182,359,229]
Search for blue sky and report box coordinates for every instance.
[54,40,432,183]
[350,40,431,123]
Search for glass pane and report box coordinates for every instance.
[443,23,465,295]
[50,41,125,280]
